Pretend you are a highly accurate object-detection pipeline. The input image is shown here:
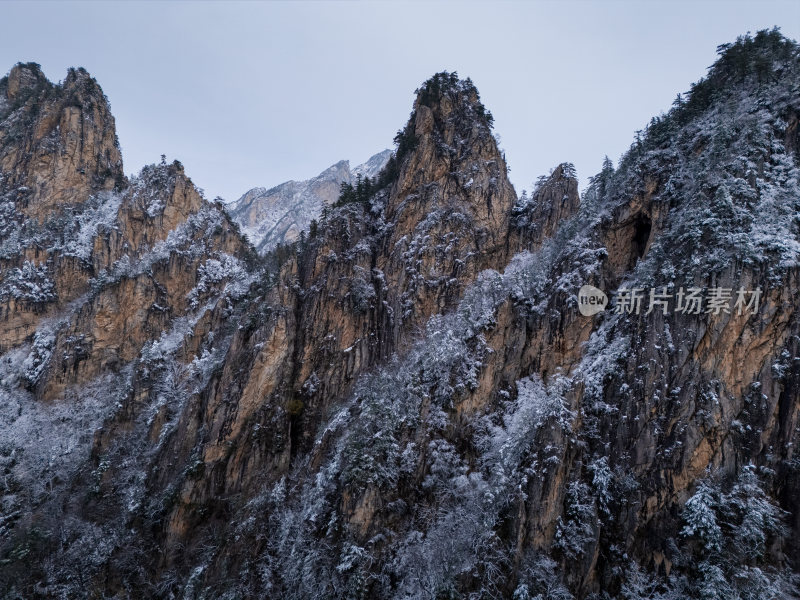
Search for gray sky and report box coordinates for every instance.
[2,1,799,202]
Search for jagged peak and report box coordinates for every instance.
[1,63,113,112]
[388,72,495,163]
[407,71,494,141]
[130,159,189,197]
[316,159,351,179]
[529,162,579,195]
[551,162,578,181]
[4,62,49,101]
[0,63,124,218]
[364,72,504,203]
[352,149,392,179]
[413,71,493,125]
[513,162,581,243]
[121,158,216,233]
[64,66,94,84]
[1,63,110,107]
[62,66,106,97]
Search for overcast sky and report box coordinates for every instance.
[2,1,799,202]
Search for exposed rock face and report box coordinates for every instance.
[510,162,581,251]
[143,75,519,570]
[0,64,122,217]
[0,64,124,351]
[0,64,252,595]
[1,31,800,600]
[229,149,391,252]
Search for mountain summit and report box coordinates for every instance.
[229,149,391,252]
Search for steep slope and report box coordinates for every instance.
[0,63,123,351]
[186,35,797,599]
[103,72,520,593]
[0,68,520,599]
[247,32,798,599]
[0,64,253,597]
[229,149,391,252]
[1,30,799,600]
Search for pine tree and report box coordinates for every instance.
[681,480,722,553]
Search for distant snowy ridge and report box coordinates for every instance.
[229,149,391,252]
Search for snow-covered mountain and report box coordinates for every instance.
[229,150,391,252]
[1,30,800,600]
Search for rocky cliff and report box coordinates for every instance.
[1,30,799,600]
[229,149,391,253]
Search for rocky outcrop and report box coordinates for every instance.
[0,63,123,217]
[510,162,581,252]
[141,75,519,570]
[0,65,252,598]
[0,64,124,351]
